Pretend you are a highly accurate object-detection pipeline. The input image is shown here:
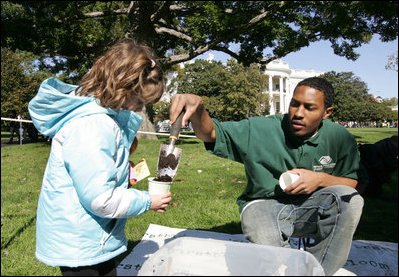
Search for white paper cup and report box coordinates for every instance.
[279,172,300,190]
[148,177,171,195]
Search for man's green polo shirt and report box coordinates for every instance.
[205,114,360,212]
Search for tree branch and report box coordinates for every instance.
[151,2,170,22]
[126,1,135,14]
[234,1,286,40]
[248,9,269,25]
[169,4,188,11]
[211,46,240,60]
[169,3,202,17]
[82,7,130,18]
[161,2,288,66]
[58,2,133,23]
[155,27,193,42]
[162,43,217,65]
[158,18,189,34]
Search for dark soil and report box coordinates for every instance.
[154,175,173,182]
[156,149,180,182]
[157,150,179,170]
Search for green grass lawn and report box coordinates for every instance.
[1,127,397,276]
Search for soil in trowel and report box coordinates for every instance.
[155,150,179,182]
[157,150,179,170]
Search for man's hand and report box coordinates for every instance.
[283,168,358,195]
[170,94,216,142]
[283,169,322,195]
[170,94,204,127]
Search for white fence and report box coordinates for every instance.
[1,117,196,146]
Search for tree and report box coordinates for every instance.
[170,59,269,121]
[153,101,171,123]
[2,1,398,77]
[322,71,397,123]
[220,60,269,120]
[169,59,228,119]
[385,51,398,72]
[2,1,397,132]
[1,48,52,119]
[321,71,368,122]
[382,97,398,106]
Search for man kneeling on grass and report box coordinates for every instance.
[169,77,364,276]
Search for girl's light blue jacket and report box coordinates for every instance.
[28,78,152,267]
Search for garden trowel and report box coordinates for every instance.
[156,111,185,181]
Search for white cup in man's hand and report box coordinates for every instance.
[279,172,300,190]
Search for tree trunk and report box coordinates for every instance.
[136,106,158,140]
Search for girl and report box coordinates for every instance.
[28,38,171,276]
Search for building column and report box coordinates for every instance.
[285,78,290,112]
[279,76,284,114]
[269,75,274,114]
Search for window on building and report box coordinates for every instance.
[276,102,280,114]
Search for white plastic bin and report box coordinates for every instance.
[138,237,325,276]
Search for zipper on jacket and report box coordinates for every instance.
[100,219,118,250]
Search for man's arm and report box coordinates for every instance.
[169,94,216,142]
[283,169,358,195]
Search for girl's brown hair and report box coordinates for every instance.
[77,38,164,110]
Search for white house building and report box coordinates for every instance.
[262,59,324,115]
[162,55,324,115]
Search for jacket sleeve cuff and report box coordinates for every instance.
[126,189,152,217]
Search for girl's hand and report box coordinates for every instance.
[149,192,172,213]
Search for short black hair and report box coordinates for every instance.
[295,77,334,108]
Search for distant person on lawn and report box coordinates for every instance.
[128,136,139,187]
[169,77,364,275]
[7,111,19,144]
[28,38,171,276]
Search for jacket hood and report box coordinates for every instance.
[28,78,142,140]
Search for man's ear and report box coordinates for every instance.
[323,106,334,119]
